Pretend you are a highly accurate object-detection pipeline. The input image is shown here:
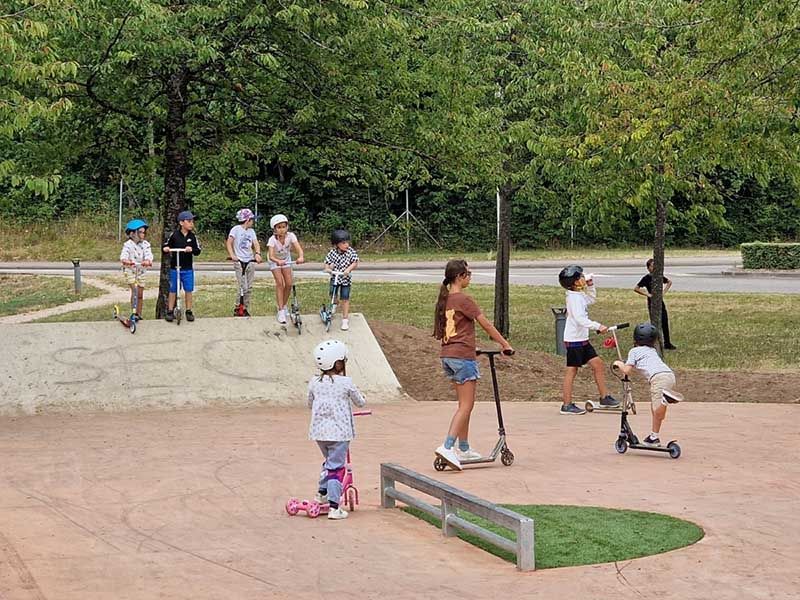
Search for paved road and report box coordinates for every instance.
[2,258,799,293]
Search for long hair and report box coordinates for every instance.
[316,359,347,383]
[433,259,469,340]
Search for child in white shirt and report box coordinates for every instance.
[307,340,366,520]
[558,264,618,415]
[119,219,154,319]
[267,213,305,324]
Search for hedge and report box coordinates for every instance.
[740,242,800,270]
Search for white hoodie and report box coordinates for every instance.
[564,286,601,342]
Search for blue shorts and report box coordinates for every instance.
[330,282,351,301]
[441,357,480,384]
[169,269,194,293]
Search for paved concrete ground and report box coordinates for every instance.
[1,402,797,599]
[0,315,402,414]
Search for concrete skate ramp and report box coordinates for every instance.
[0,313,405,415]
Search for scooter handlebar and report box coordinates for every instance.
[597,322,629,333]
[477,349,515,356]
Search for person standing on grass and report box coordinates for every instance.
[433,259,513,471]
[162,210,201,322]
[634,259,676,350]
[558,264,619,415]
[226,208,262,317]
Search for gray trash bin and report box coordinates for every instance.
[551,307,567,356]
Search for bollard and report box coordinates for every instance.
[71,258,81,295]
[551,307,567,356]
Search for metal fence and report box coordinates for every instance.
[380,463,535,571]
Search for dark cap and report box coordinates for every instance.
[177,210,195,222]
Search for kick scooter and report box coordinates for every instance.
[113,261,143,334]
[167,248,187,325]
[288,275,302,334]
[319,271,343,332]
[433,348,516,471]
[603,322,682,459]
[232,260,251,317]
[286,410,371,517]
[585,323,630,413]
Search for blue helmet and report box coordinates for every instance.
[125,219,148,234]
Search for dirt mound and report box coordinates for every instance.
[371,320,800,404]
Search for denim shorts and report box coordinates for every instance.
[441,357,480,384]
[330,283,351,301]
[169,268,194,293]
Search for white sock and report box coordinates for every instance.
[651,431,659,439]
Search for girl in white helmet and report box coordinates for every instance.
[307,339,366,520]
[267,213,305,323]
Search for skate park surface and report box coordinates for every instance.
[1,400,798,600]
[0,314,403,414]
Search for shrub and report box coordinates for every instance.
[740,242,800,270]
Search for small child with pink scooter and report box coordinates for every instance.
[307,339,366,520]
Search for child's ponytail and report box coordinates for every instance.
[433,259,469,340]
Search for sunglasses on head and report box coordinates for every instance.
[462,270,472,278]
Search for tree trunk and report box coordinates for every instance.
[493,184,513,337]
[649,193,667,355]
[156,68,190,319]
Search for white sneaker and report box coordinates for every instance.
[456,448,482,461]
[328,507,348,520]
[277,309,287,324]
[435,445,462,470]
[314,492,328,504]
[341,318,350,331]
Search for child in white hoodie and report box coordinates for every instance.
[307,339,366,520]
[557,265,619,415]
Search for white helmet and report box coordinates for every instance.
[270,213,288,229]
[313,339,348,371]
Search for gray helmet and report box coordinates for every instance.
[558,265,583,290]
[331,229,351,245]
[633,322,658,345]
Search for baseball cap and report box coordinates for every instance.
[177,210,195,222]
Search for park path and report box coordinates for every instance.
[0,276,158,325]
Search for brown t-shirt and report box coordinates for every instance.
[440,292,482,359]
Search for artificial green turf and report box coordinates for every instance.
[403,504,704,569]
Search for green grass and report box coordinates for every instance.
[35,279,800,371]
[0,274,104,317]
[0,218,738,263]
[403,504,704,569]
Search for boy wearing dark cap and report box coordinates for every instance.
[162,210,202,322]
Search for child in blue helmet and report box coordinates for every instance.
[120,219,154,319]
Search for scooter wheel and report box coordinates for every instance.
[285,498,300,516]
[307,501,321,518]
[667,441,681,459]
[347,488,356,512]
[113,305,120,320]
[433,456,447,472]
[500,449,514,466]
[129,319,137,334]
[615,438,628,454]
[175,308,182,325]
[585,401,594,413]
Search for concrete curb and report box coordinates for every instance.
[721,268,800,278]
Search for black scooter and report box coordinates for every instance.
[433,348,515,471]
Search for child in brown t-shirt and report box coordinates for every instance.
[432,259,513,470]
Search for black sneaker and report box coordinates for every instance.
[165,310,175,322]
[243,309,251,317]
[600,395,620,407]
[560,402,586,415]
[664,344,677,350]
[643,435,661,446]
[186,310,195,322]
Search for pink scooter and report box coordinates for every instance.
[286,410,371,518]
